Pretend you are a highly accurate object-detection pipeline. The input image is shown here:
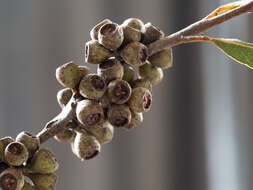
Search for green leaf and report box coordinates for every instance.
[212,38,253,69]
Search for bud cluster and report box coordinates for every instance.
[0,133,58,190]
[55,18,173,162]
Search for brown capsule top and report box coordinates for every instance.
[90,19,112,40]
[122,18,145,32]
[85,40,111,64]
[141,22,165,44]
[131,78,152,92]
[98,22,124,50]
[0,168,24,190]
[97,57,124,84]
[57,88,72,108]
[121,25,141,45]
[128,87,152,113]
[56,61,81,89]
[107,79,132,104]
[79,74,106,100]
[16,131,40,158]
[138,61,163,86]
[4,142,29,166]
[76,100,104,127]
[108,104,131,128]
[123,112,143,131]
[148,48,173,69]
[120,42,148,67]
[73,132,101,160]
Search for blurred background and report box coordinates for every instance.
[0,0,253,190]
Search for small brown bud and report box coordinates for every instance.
[123,112,143,131]
[98,23,124,50]
[131,78,152,92]
[29,173,57,190]
[16,132,40,159]
[0,168,24,190]
[138,61,163,86]
[73,132,101,160]
[56,62,81,89]
[79,74,106,99]
[87,121,114,145]
[121,25,141,45]
[128,87,152,113]
[4,142,29,166]
[120,42,148,67]
[141,22,164,44]
[122,18,145,32]
[28,149,59,174]
[0,137,14,162]
[56,88,72,108]
[85,40,111,64]
[76,100,104,127]
[78,65,92,78]
[148,48,173,70]
[54,129,76,143]
[107,79,132,104]
[97,57,124,84]
[108,104,131,128]
[90,19,112,40]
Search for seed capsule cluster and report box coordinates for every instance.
[0,133,58,190]
[54,18,173,162]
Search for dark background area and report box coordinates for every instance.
[0,0,253,190]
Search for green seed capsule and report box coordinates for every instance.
[128,87,152,113]
[107,79,132,104]
[29,173,57,190]
[85,40,111,64]
[21,181,35,190]
[79,74,106,99]
[0,137,14,162]
[28,149,59,174]
[121,25,141,45]
[54,129,76,143]
[122,65,135,83]
[78,65,92,78]
[149,48,173,69]
[0,168,24,190]
[108,104,131,128]
[4,142,29,166]
[90,19,112,40]
[98,23,124,50]
[87,121,114,145]
[141,22,165,45]
[76,100,104,127]
[16,132,40,159]
[56,88,72,108]
[131,78,152,92]
[123,112,143,131]
[120,42,148,67]
[56,61,81,89]
[73,132,101,160]
[122,18,145,32]
[138,61,163,86]
[97,57,124,85]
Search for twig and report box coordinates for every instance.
[148,0,253,55]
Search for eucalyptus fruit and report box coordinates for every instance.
[0,168,24,190]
